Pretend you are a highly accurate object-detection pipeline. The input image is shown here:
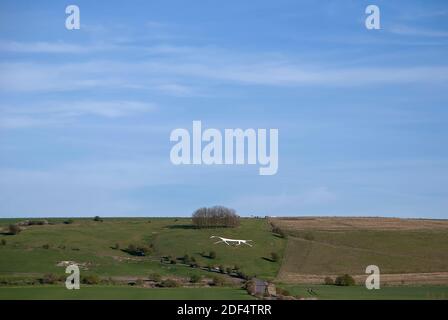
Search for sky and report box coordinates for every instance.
[0,0,447,218]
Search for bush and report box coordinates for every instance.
[8,224,21,235]
[189,257,197,267]
[42,244,50,249]
[1,239,6,246]
[324,276,334,285]
[182,254,191,265]
[160,279,179,288]
[63,219,74,224]
[271,225,285,238]
[112,243,120,250]
[190,274,201,283]
[192,206,240,228]
[219,265,226,273]
[270,252,279,262]
[335,274,355,286]
[93,216,103,222]
[41,273,61,284]
[211,276,226,287]
[125,243,151,256]
[82,275,100,285]
[148,273,161,282]
[209,251,216,259]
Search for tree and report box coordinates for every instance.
[190,274,201,283]
[1,239,6,246]
[211,276,226,286]
[8,224,21,235]
[335,274,355,286]
[324,276,334,285]
[160,279,179,287]
[270,252,279,262]
[192,206,240,228]
[148,273,161,282]
[93,216,103,222]
[209,251,216,259]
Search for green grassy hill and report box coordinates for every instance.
[0,218,285,281]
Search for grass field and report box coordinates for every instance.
[0,285,253,300]
[0,218,285,280]
[276,284,448,300]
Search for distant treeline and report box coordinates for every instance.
[192,206,240,228]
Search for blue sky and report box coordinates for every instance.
[0,0,447,218]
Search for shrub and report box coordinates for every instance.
[271,225,285,238]
[335,274,355,286]
[1,239,6,246]
[226,267,233,274]
[209,251,216,259]
[324,276,334,285]
[182,254,191,265]
[93,216,103,222]
[190,274,201,283]
[270,252,279,262]
[125,243,151,256]
[8,224,21,235]
[64,219,74,224]
[211,276,226,287]
[42,244,50,249]
[82,275,100,285]
[148,273,161,282]
[192,206,240,228]
[112,243,120,250]
[160,279,179,288]
[41,273,60,284]
[190,257,197,265]
[219,265,226,273]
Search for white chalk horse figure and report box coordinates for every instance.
[210,236,253,247]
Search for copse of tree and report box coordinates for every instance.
[192,206,240,228]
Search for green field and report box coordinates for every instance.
[0,285,253,300]
[0,218,285,280]
[276,284,448,300]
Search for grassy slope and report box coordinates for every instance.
[0,218,285,280]
[277,284,448,300]
[0,285,253,300]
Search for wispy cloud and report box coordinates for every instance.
[0,100,156,129]
[389,25,448,37]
